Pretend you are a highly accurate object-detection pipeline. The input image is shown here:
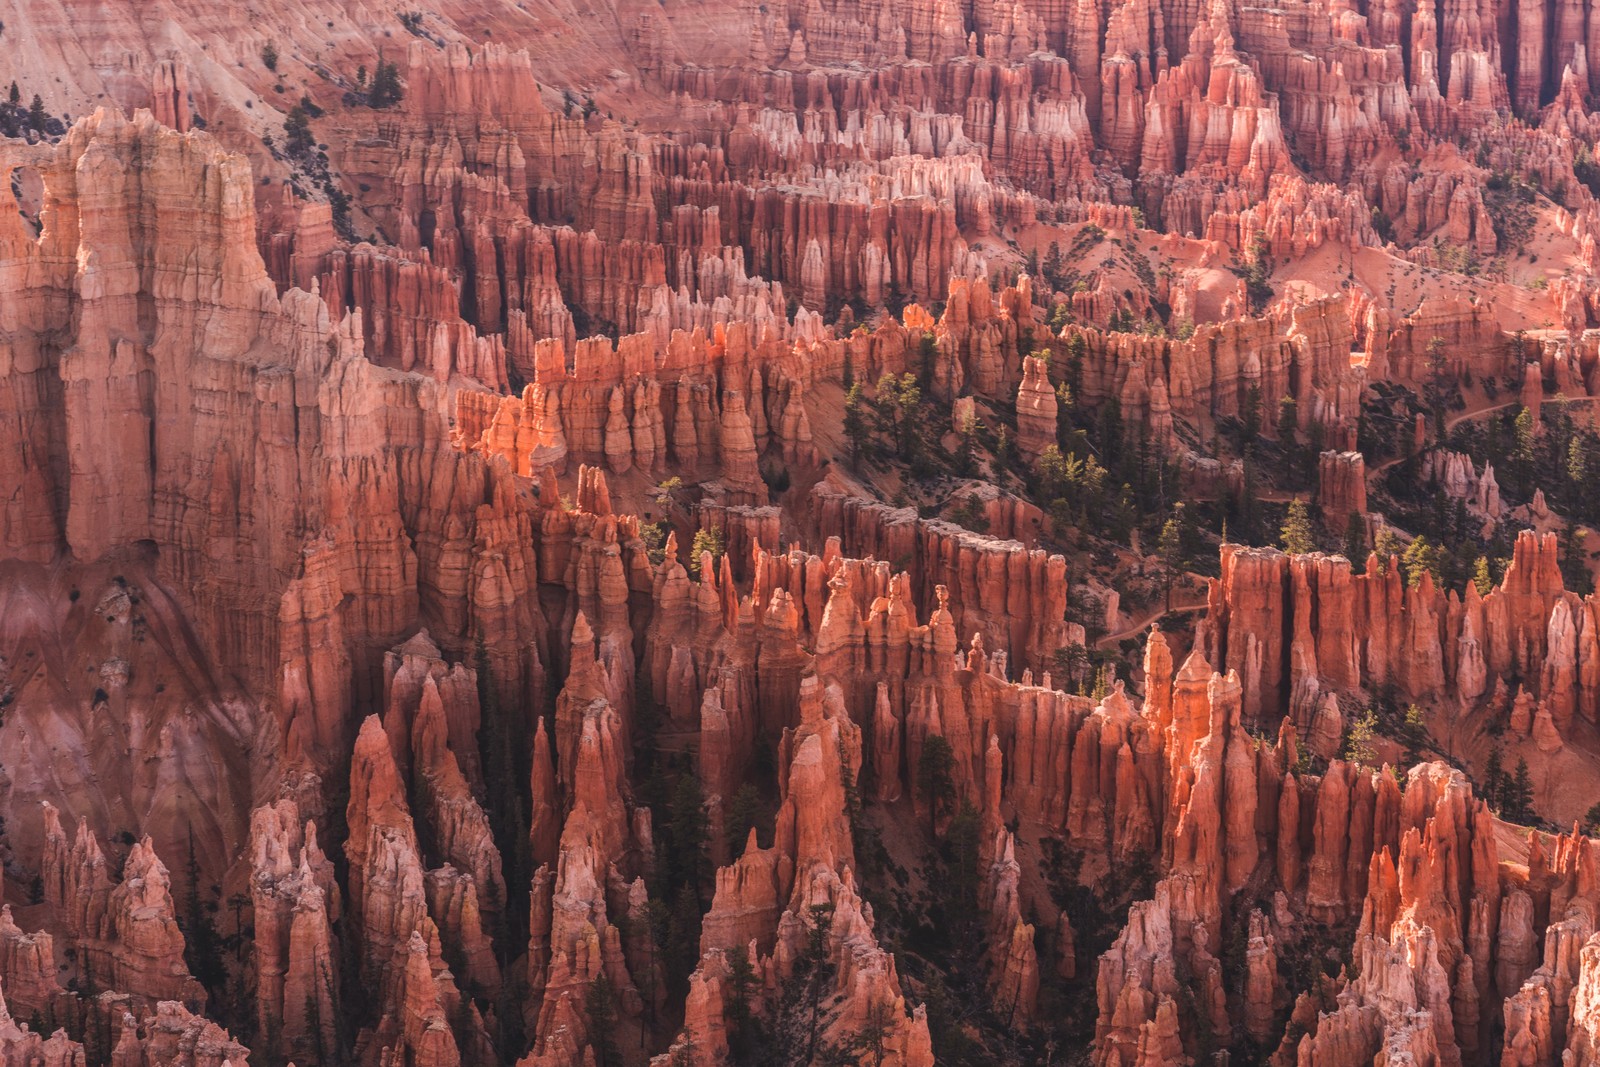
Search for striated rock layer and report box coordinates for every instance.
[9,0,1600,1062]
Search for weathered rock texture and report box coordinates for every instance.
[7,0,1600,1061]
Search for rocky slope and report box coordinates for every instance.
[7,0,1600,1064]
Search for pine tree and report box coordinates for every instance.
[260,42,279,71]
[1276,396,1298,439]
[723,945,765,1064]
[1042,241,1065,289]
[802,902,837,1062]
[1278,396,1301,481]
[27,94,47,132]
[1473,556,1495,596]
[7,82,18,105]
[843,381,870,468]
[667,770,710,892]
[688,526,724,580]
[1344,709,1378,768]
[1483,745,1505,809]
[1374,525,1401,564]
[888,372,922,462]
[1158,509,1185,609]
[917,331,938,393]
[1241,384,1263,441]
[1343,511,1367,562]
[992,425,1017,486]
[1091,662,1114,701]
[1037,444,1069,502]
[1512,407,1537,493]
[1236,455,1261,543]
[1505,758,1535,822]
[916,735,956,833]
[1403,535,1441,588]
[723,783,765,858]
[283,105,314,157]
[179,830,226,993]
[1280,498,1315,555]
[368,60,403,108]
[1401,704,1427,765]
[1560,525,1593,594]
[584,977,624,1067]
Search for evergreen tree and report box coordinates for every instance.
[1277,396,1300,480]
[1474,556,1495,597]
[179,830,225,993]
[917,331,938,393]
[1158,508,1185,609]
[652,884,695,995]
[887,373,922,463]
[1344,709,1378,768]
[1037,444,1069,502]
[869,371,922,464]
[1343,511,1367,562]
[1042,241,1065,290]
[1584,802,1600,835]
[260,42,279,71]
[723,945,766,1064]
[1095,396,1124,471]
[1063,333,1085,406]
[802,902,837,1063]
[1403,535,1441,588]
[723,783,766,858]
[1240,384,1264,441]
[27,94,47,132]
[1512,407,1536,493]
[1054,382,1076,441]
[1483,746,1505,809]
[283,105,314,157]
[1560,525,1593,594]
[1505,758,1535,822]
[1374,525,1401,564]
[7,82,18,105]
[916,735,957,833]
[666,770,710,892]
[1401,704,1427,765]
[991,425,1017,486]
[1235,455,1261,543]
[843,382,870,468]
[1280,498,1315,555]
[688,526,725,580]
[584,976,624,1067]
[368,60,404,108]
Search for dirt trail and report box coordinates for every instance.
[1096,598,1208,650]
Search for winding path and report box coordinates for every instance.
[1095,597,1208,650]
[1372,393,1600,477]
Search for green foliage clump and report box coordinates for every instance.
[688,526,725,579]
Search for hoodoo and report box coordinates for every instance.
[4,0,1600,1063]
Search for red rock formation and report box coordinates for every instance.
[249,799,340,1066]
[1016,355,1059,462]
[14,2,1600,1062]
[1317,451,1368,529]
